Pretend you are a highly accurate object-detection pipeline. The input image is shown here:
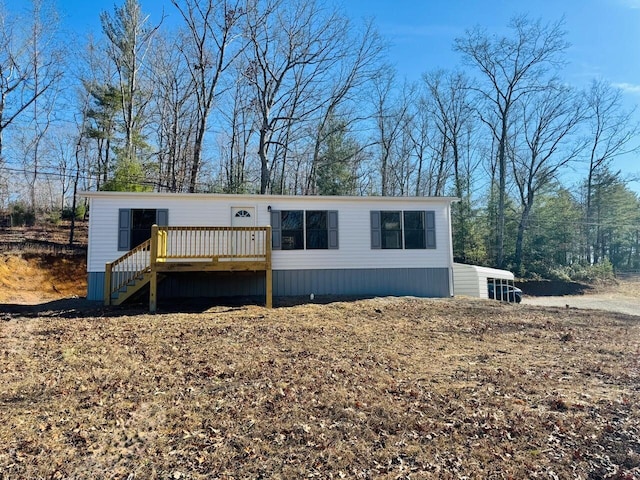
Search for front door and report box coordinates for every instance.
[231,207,256,256]
[231,207,256,227]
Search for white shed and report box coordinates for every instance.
[453,262,515,299]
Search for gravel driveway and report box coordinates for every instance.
[523,294,639,317]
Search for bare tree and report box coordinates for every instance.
[171,0,245,192]
[0,0,62,205]
[455,15,569,268]
[305,19,385,194]
[511,83,585,272]
[407,97,431,196]
[371,69,411,196]
[19,0,64,212]
[423,70,479,260]
[583,79,640,263]
[150,34,198,192]
[243,0,349,193]
[424,71,474,198]
[216,63,257,193]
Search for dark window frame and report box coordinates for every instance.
[380,211,403,249]
[306,210,328,249]
[371,209,436,250]
[403,211,426,249]
[280,210,304,250]
[271,209,338,250]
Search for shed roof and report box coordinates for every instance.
[453,262,514,280]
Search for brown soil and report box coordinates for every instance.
[0,253,87,304]
[1,299,639,478]
[0,232,639,478]
[0,221,87,304]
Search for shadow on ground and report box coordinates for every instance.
[1,294,376,319]
[516,280,593,296]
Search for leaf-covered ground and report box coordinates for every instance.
[1,297,639,479]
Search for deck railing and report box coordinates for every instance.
[105,226,272,305]
[154,226,269,261]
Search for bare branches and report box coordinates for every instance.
[242,0,366,193]
[455,15,570,268]
[171,0,245,192]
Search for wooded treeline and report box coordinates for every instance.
[1,0,639,278]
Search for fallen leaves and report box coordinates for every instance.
[0,297,638,479]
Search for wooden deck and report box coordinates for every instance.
[105,225,272,312]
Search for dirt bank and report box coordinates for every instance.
[0,253,86,304]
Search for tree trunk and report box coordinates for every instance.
[514,201,532,274]
[496,114,508,268]
[189,116,206,193]
[259,128,270,194]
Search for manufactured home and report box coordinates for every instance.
[82,192,457,310]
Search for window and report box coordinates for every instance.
[404,211,425,249]
[271,210,338,250]
[306,211,328,249]
[281,210,304,250]
[131,209,157,248]
[381,211,402,249]
[235,210,251,218]
[371,210,436,250]
[118,208,168,251]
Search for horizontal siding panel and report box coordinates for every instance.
[86,194,454,275]
[89,268,450,303]
[273,268,450,298]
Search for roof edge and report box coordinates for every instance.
[79,191,459,203]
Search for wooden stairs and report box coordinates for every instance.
[105,238,153,307]
[109,269,152,305]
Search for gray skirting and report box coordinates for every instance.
[87,267,451,302]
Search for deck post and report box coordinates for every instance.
[265,226,272,308]
[150,271,157,313]
[104,262,112,306]
[149,225,159,313]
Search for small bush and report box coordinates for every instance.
[568,260,615,283]
[10,202,35,227]
[546,268,572,282]
[48,211,61,225]
[61,205,86,220]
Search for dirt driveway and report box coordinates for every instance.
[523,280,640,316]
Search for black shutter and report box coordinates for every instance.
[425,210,436,249]
[270,210,281,250]
[370,211,381,249]
[156,209,169,226]
[118,209,131,251]
[328,210,339,249]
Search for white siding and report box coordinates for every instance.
[453,263,515,299]
[268,197,451,271]
[84,192,455,273]
[452,263,482,297]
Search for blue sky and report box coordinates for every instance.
[344,0,640,88]
[53,0,640,92]
[343,0,640,192]
[15,0,640,189]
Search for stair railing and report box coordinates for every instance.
[104,239,152,305]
